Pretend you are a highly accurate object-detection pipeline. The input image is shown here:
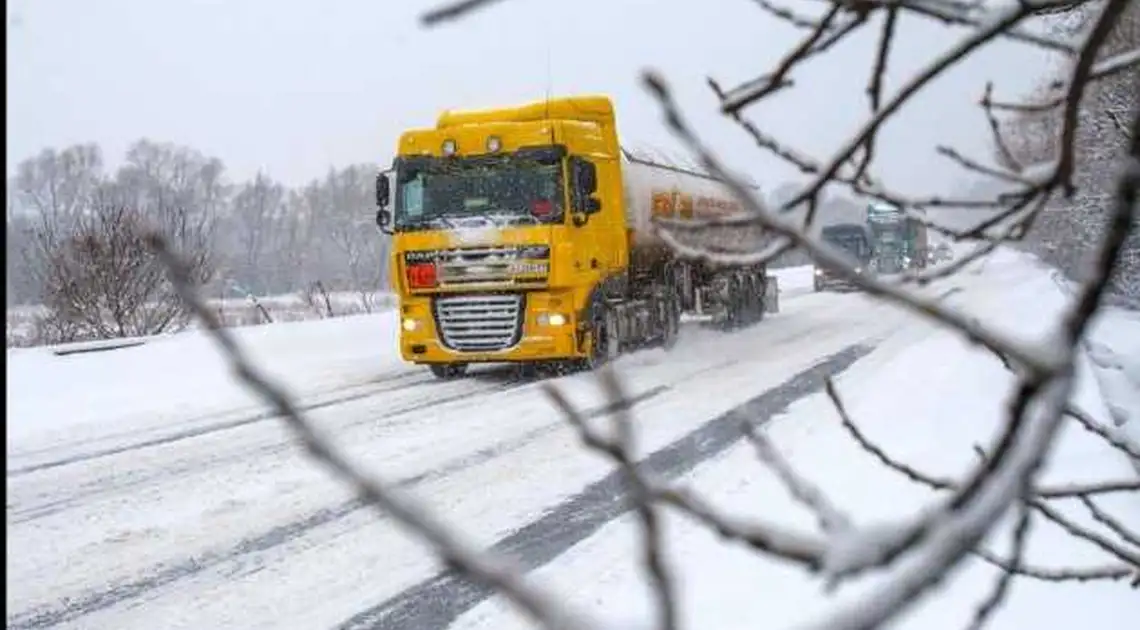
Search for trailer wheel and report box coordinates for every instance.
[661,292,681,350]
[429,363,468,380]
[724,276,743,330]
[751,274,766,321]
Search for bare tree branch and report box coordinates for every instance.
[1079,496,1140,548]
[1066,405,1140,460]
[421,0,509,27]
[973,547,1136,583]
[744,424,852,534]
[966,500,1033,630]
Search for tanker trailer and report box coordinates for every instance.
[374,95,779,379]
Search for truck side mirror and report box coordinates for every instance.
[585,197,602,214]
[376,173,390,208]
[376,208,393,234]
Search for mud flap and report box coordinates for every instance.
[764,275,780,314]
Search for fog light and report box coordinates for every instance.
[402,317,419,332]
[538,312,567,327]
[441,139,457,156]
[486,135,502,153]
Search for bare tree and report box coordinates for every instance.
[41,197,212,343]
[321,164,391,312]
[7,144,106,306]
[225,171,288,295]
[143,1,1140,629]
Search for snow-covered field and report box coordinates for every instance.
[5,289,397,349]
[6,252,1138,630]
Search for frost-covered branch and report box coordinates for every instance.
[745,425,852,534]
[1079,496,1140,548]
[966,500,1033,630]
[1066,405,1140,460]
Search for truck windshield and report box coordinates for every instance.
[394,159,565,231]
[822,231,869,263]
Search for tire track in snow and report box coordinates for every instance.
[337,344,873,630]
[4,385,672,630]
[7,370,431,478]
[7,373,527,525]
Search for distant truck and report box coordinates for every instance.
[374,95,780,379]
[865,202,928,274]
[813,223,872,292]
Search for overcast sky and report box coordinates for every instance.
[8,0,1059,197]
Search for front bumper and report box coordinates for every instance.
[814,270,862,291]
[396,290,584,364]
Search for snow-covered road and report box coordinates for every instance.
[7,254,1137,630]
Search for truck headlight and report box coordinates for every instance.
[402,317,420,332]
[538,312,567,326]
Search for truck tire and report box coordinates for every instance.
[724,275,743,330]
[751,275,766,321]
[575,310,618,371]
[429,363,468,380]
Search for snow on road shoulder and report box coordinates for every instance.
[6,311,403,453]
[451,249,1139,630]
[1083,307,1140,474]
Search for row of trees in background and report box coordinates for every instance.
[6,140,391,343]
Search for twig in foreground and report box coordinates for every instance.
[974,546,1138,584]
[965,499,1032,630]
[147,233,589,630]
[421,0,510,26]
[744,424,851,535]
[1079,496,1140,549]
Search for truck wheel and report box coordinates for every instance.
[429,363,468,380]
[576,313,618,371]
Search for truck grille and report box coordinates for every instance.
[433,294,525,352]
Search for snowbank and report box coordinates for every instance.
[1085,308,1140,474]
[453,248,1140,630]
[771,264,816,297]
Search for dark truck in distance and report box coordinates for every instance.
[814,223,872,292]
